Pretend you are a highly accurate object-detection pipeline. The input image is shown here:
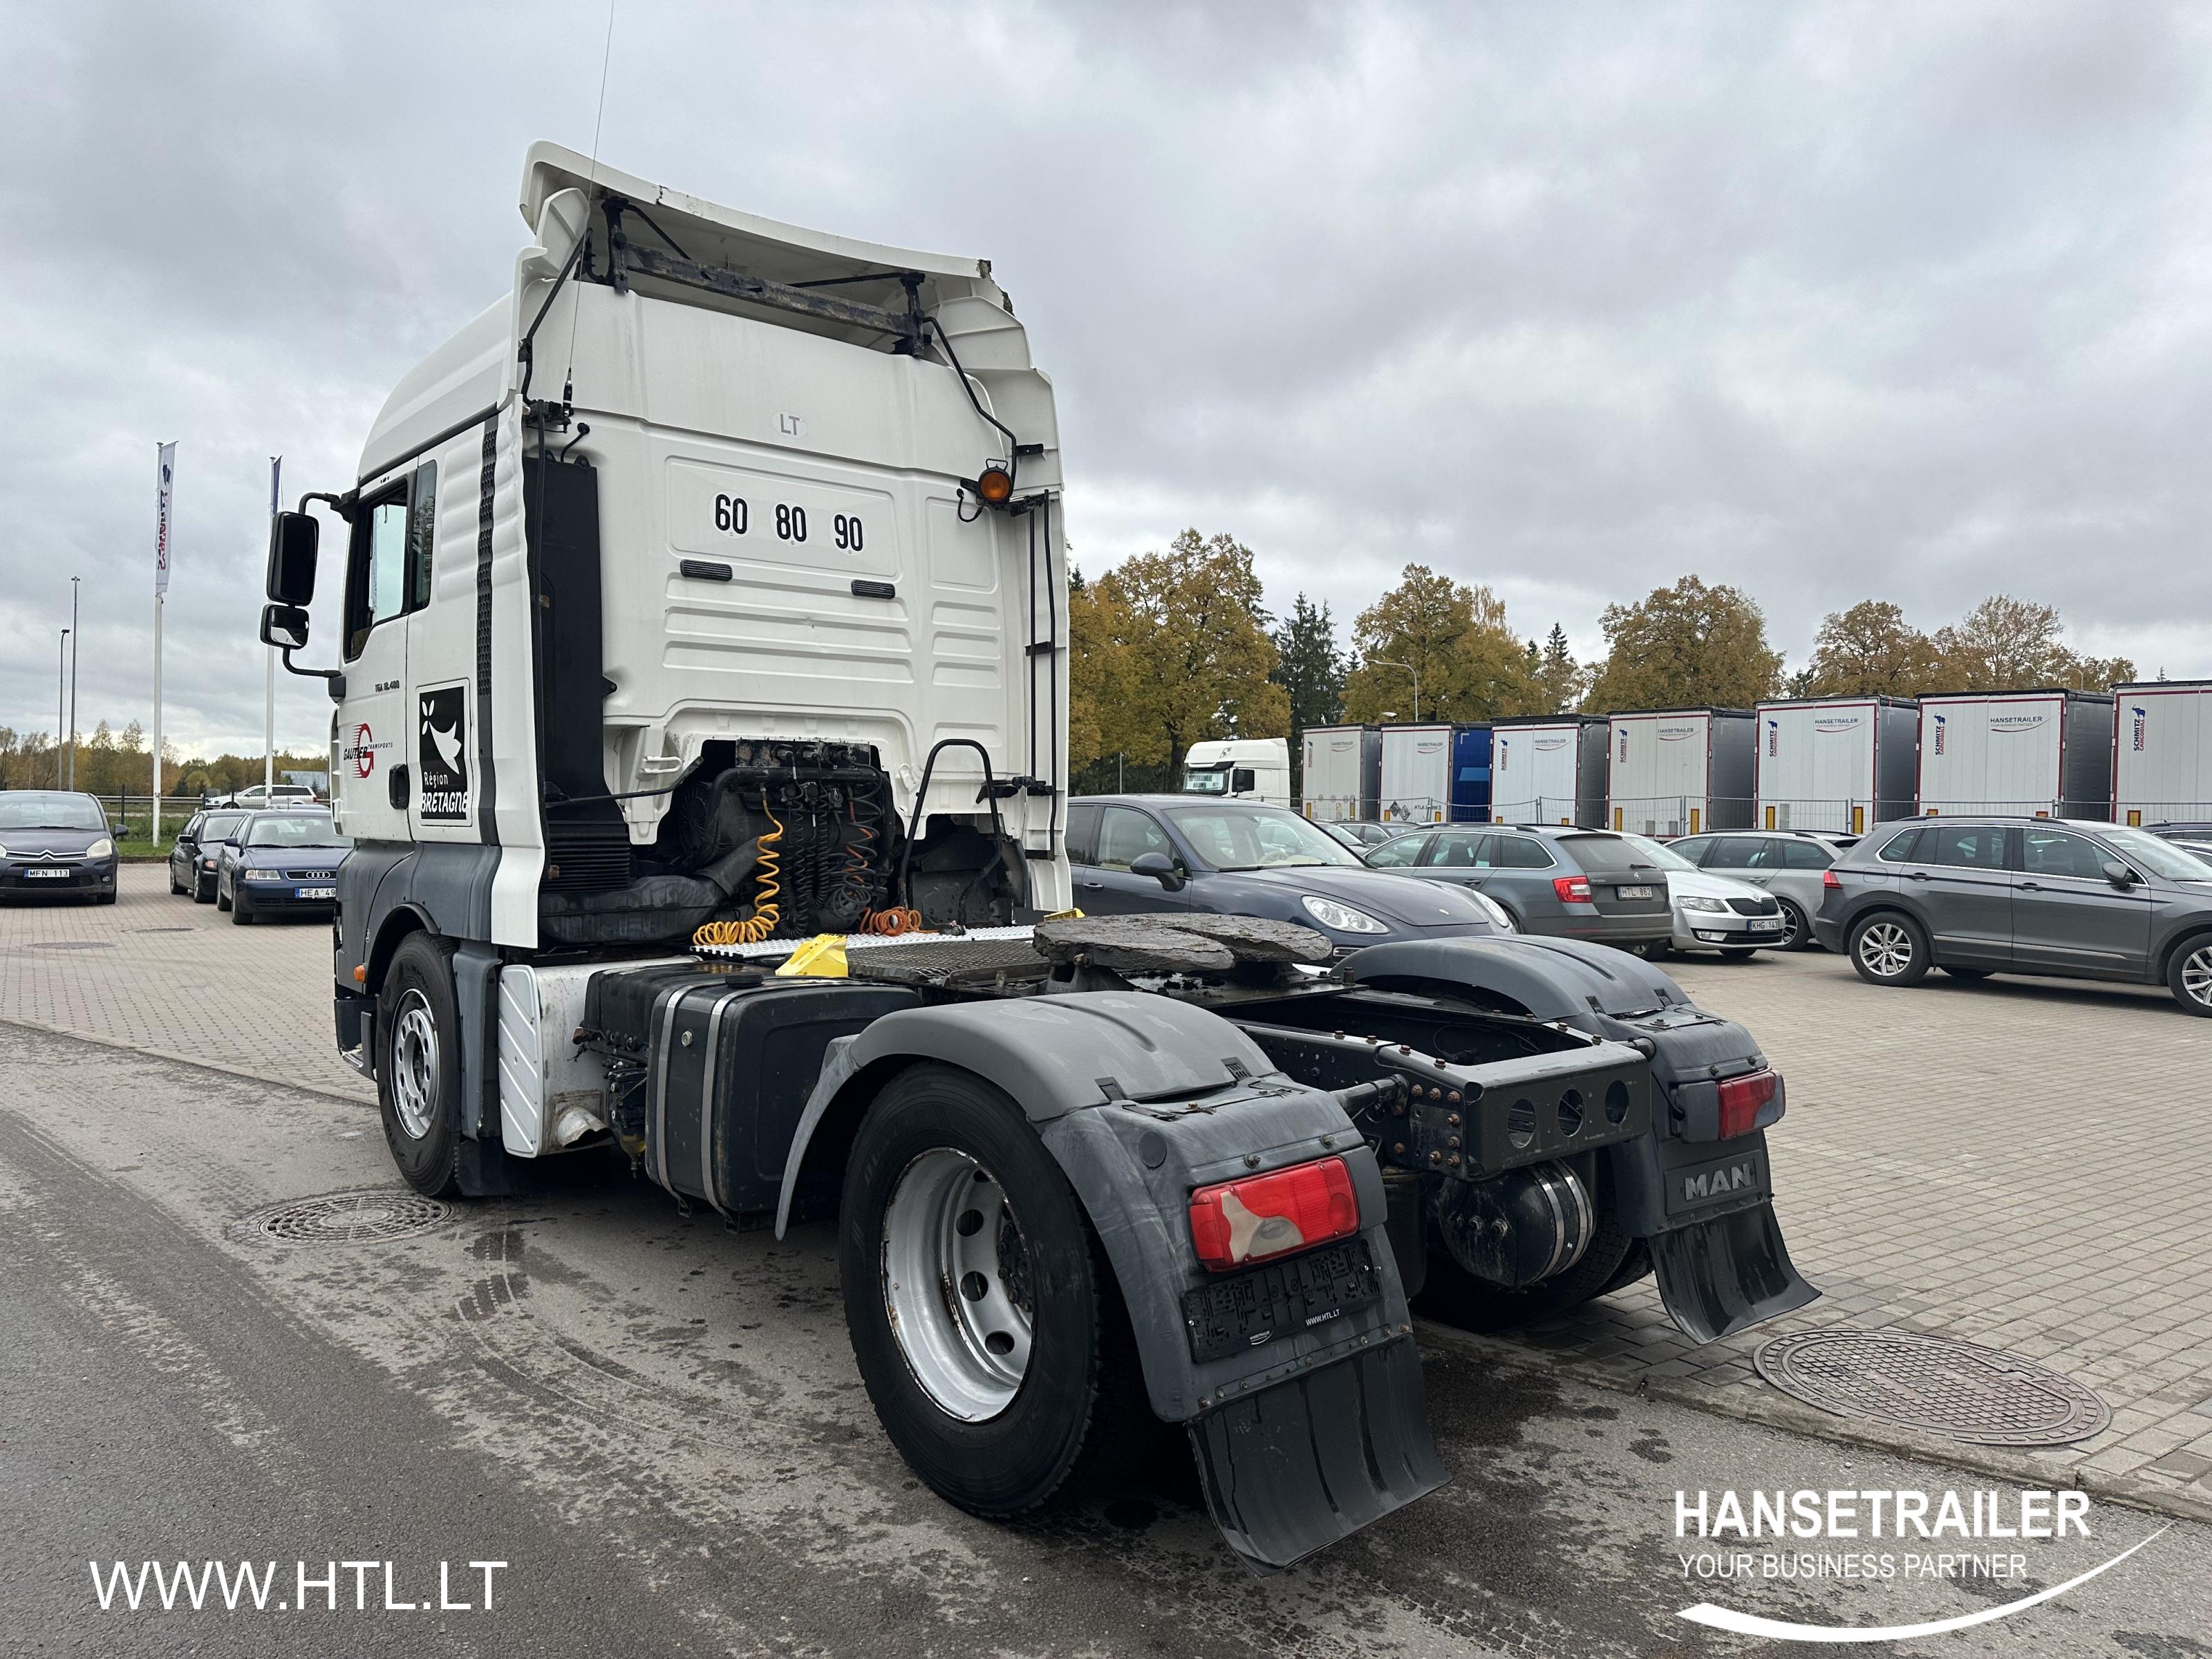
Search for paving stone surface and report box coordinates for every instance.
[5,866,2207,1516]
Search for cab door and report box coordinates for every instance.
[2011,826,2153,978]
[334,482,414,840]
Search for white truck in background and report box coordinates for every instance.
[255,142,1815,1573]
[1179,737,1289,806]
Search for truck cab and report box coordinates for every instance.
[256,144,1816,1575]
[1180,737,1290,806]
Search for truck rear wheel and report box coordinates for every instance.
[376,932,464,1197]
[839,1064,1152,1517]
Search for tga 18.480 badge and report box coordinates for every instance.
[418,684,470,823]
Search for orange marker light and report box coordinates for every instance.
[973,465,1014,505]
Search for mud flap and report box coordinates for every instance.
[1187,1335,1449,1573]
[1648,1200,1818,1343]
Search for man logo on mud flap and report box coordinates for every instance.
[418,686,470,823]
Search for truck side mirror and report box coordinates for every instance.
[266,512,319,606]
[2103,861,2139,888]
[260,603,310,652]
[1130,850,1183,890]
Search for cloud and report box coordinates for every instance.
[4,0,2207,761]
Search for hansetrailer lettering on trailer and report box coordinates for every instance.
[258,143,1819,1571]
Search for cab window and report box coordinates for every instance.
[1927,825,2009,869]
[344,460,436,660]
[1488,834,1556,869]
[1065,803,1101,865]
[1779,839,1834,870]
[1876,826,1928,864]
[1425,832,1490,868]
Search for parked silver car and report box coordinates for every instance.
[1614,834,1785,957]
[1814,816,2212,1016]
[1668,830,1856,952]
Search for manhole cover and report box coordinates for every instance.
[235,1190,453,1246]
[1755,1328,2110,1447]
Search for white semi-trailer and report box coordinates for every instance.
[1490,715,1607,826]
[1300,724,1380,820]
[1606,708,1757,836]
[1753,696,1920,836]
[259,144,1813,1571]
[1378,723,1454,823]
[2112,681,2212,827]
[1916,689,2114,818]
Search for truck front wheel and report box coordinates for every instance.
[839,1064,1152,1517]
[376,932,464,1197]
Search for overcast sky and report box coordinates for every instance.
[5,1,2209,760]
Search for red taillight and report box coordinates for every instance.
[1822,868,1842,890]
[1553,874,1593,903]
[1717,1069,1782,1138]
[1188,1156,1358,1273]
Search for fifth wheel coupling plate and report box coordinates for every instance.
[1754,1327,2110,1447]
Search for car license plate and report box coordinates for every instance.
[1751,918,1783,932]
[24,868,69,881]
[295,886,336,901]
[1615,884,1655,900]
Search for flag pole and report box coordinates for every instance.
[265,456,281,796]
[152,442,176,845]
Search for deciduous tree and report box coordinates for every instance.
[1340,565,1544,722]
[1931,594,2134,693]
[1584,576,1783,712]
[1797,600,1944,697]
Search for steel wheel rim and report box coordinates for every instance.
[389,991,440,1140]
[2184,946,2212,1009]
[881,1148,1035,1421]
[1859,921,1913,978]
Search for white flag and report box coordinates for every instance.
[155,441,177,595]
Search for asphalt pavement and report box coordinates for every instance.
[1,1020,2206,1657]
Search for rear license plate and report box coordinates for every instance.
[24,868,69,880]
[1615,884,1655,900]
[294,886,335,901]
[1181,1239,1380,1364]
[1750,918,1783,932]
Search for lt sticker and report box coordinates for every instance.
[418,685,471,823]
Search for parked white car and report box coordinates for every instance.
[1616,833,1785,957]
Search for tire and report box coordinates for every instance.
[2168,935,2212,1018]
[169,869,185,896]
[1776,899,1816,952]
[1940,965,1990,982]
[377,932,465,1197]
[215,886,232,912]
[97,890,116,906]
[1624,937,1669,960]
[231,894,254,926]
[1848,911,1930,987]
[839,1063,1154,1518]
[1417,1212,1638,1331]
[193,875,213,903]
[1718,947,1759,960]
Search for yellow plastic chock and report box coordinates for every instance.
[774,935,850,978]
[1043,908,1085,921]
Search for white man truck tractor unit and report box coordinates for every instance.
[260,144,1817,1571]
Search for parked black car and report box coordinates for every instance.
[215,812,349,925]
[1065,796,1508,951]
[170,809,250,902]
[0,791,118,903]
[1815,816,2212,1016]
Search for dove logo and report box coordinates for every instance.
[417,685,471,823]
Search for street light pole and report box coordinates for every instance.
[56,629,69,787]
[1375,658,1421,722]
[68,576,79,788]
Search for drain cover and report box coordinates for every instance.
[236,1190,452,1246]
[1755,1328,2110,1447]
[30,940,117,951]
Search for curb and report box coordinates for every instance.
[1416,1319,2212,1527]
[0,1015,376,1109]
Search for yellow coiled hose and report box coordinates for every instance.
[693,811,784,947]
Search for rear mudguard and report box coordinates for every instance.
[1342,937,1818,1342]
[779,992,1447,1569]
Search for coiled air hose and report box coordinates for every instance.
[692,809,783,947]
